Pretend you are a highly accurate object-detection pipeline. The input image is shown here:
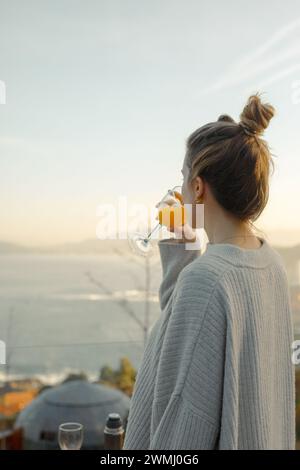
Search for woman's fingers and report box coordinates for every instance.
[173,223,197,242]
[155,196,178,208]
[173,191,183,204]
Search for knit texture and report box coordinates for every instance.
[122,236,295,450]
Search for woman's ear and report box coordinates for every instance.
[192,176,204,202]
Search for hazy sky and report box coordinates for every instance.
[1,0,300,245]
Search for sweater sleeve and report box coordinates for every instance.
[157,238,201,311]
[149,264,227,450]
[149,394,221,450]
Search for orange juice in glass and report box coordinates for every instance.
[128,185,184,256]
[157,191,186,231]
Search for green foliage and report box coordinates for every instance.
[99,357,136,396]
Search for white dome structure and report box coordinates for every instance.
[15,379,130,449]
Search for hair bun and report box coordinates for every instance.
[239,93,275,136]
[217,114,235,123]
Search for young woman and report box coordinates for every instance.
[122,94,295,450]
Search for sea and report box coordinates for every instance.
[0,253,162,384]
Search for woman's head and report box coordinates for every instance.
[182,93,275,231]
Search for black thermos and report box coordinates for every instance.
[104,413,125,450]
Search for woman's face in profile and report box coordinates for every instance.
[181,160,194,205]
[181,157,204,229]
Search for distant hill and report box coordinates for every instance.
[0,239,137,255]
[273,243,300,264]
[0,241,31,254]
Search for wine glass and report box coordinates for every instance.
[58,422,84,450]
[128,185,183,256]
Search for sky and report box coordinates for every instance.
[1,0,300,246]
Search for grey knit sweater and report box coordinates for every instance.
[122,236,295,450]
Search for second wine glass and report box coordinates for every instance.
[58,422,84,450]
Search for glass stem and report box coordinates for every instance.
[144,222,161,242]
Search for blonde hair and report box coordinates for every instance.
[185,93,276,235]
